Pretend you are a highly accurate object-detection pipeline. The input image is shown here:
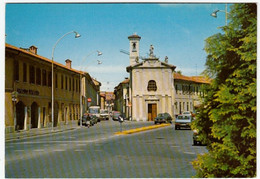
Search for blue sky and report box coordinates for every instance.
[5,3,230,91]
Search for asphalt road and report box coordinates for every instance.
[5,120,207,178]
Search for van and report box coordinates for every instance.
[88,106,101,122]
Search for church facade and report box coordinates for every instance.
[127,34,176,121]
[114,34,210,121]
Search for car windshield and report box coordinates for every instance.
[157,113,164,117]
[89,108,100,114]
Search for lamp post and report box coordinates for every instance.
[51,31,81,131]
[211,4,229,25]
[79,51,102,127]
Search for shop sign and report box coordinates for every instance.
[17,88,39,95]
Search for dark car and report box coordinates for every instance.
[192,129,205,146]
[154,113,172,124]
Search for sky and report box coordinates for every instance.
[5,2,231,91]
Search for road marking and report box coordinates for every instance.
[171,145,180,148]
[14,150,25,152]
[76,144,86,146]
[53,149,66,152]
[60,144,68,146]
[34,149,44,152]
[75,149,84,152]
[184,152,195,155]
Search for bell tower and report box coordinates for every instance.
[128,33,141,66]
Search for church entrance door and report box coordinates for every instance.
[148,104,157,121]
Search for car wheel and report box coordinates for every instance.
[175,126,178,130]
[154,121,157,125]
[193,140,197,146]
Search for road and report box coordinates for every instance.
[5,120,207,178]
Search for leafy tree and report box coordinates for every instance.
[192,4,256,177]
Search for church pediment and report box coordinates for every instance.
[126,58,176,72]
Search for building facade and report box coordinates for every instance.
[5,43,100,133]
[114,34,210,121]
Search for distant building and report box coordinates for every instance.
[114,34,210,121]
[114,78,130,117]
[5,43,100,133]
[100,91,115,112]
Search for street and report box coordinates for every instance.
[5,120,207,178]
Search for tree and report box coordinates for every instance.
[192,4,256,177]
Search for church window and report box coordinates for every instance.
[147,80,157,91]
[132,42,137,52]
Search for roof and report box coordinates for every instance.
[92,78,101,86]
[174,73,211,84]
[128,34,141,39]
[121,78,130,84]
[6,43,84,75]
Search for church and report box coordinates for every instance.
[114,33,210,121]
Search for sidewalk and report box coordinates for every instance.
[5,121,79,142]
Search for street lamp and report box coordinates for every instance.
[79,50,103,127]
[211,4,229,25]
[51,31,81,131]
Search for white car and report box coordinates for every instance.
[175,115,193,130]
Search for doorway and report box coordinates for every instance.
[16,101,25,130]
[148,103,157,121]
[31,102,38,128]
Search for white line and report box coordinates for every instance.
[75,150,84,152]
[34,149,44,152]
[14,150,25,152]
[53,149,66,152]
[184,152,195,155]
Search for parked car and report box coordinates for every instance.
[100,109,109,120]
[154,113,172,124]
[175,115,193,130]
[112,111,121,121]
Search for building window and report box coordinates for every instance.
[147,80,157,91]
[76,79,78,92]
[65,76,68,90]
[29,65,35,84]
[48,71,52,87]
[73,78,75,91]
[14,60,19,81]
[23,63,27,82]
[61,75,64,89]
[42,69,47,86]
[175,84,178,93]
[55,73,58,88]
[69,78,71,91]
[36,68,41,85]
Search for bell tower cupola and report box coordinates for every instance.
[128,33,141,66]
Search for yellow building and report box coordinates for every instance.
[5,43,100,133]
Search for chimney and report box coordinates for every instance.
[65,59,72,69]
[29,45,38,54]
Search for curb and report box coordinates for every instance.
[114,123,171,135]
